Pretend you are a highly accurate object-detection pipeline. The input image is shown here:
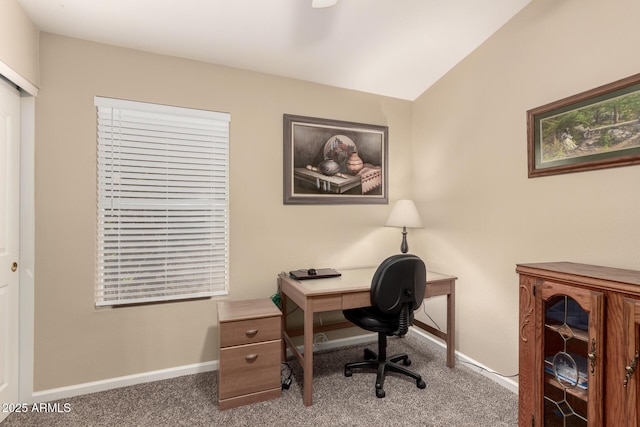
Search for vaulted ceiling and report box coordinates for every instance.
[18,0,531,100]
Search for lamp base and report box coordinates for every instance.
[400,227,408,253]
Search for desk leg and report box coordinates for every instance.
[280,279,287,361]
[446,283,455,368]
[303,303,314,406]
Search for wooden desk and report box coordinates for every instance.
[277,267,456,406]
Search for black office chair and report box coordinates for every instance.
[343,254,427,398]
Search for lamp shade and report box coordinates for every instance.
[385,199,423,229]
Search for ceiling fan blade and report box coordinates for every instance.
[312,0,338,8]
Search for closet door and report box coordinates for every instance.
[0,77,20,424]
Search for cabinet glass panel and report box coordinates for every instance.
[543,295,589,426]
[624,298,640,421]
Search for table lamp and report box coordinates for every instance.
[385,199,423,253]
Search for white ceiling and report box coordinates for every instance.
[18,0,531,100]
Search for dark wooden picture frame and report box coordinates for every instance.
[527,73,640,177]
[283,114,388,204]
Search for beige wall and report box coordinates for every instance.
[33,0,640,392]
[0,0,39,88]
[412,0,640,378]
[34,33,412,390]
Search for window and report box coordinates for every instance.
[95,97,230,306]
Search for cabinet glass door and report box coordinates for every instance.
[539,282,603,427]
[623,298,640,422]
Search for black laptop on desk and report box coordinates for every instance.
[289,268,341,280]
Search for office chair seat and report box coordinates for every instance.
[343,254,427,398]
[343,306,414,334]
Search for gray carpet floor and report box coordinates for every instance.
[2,335,517,426]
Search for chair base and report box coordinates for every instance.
[344,336,426,398]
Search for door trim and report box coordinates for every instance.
[1,57,37,404]
[19,95,35,402]
[0,61,38,97]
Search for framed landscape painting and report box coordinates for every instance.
[527,73,640,177]
[283,114,388,204]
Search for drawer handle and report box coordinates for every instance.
[245,354,258,363]
[245,329,258,337]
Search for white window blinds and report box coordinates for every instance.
[95,96,230,306]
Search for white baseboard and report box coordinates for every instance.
[31,334,378,403]
[32,361,218,403]
[409,327,519,394]
[32,329,517,403]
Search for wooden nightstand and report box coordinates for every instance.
[217,299,282,410]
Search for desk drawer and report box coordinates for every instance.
[220,315,280,347]
[425,280,451,298]
[342,292,371,309]
[218,340,281,400]
[309,295,342,311]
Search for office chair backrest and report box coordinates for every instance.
[371,254,426,317]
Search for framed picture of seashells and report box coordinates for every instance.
[283,114,388,204]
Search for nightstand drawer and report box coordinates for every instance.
[218,340,281,400]
[220,315,280,347]
[217,299,282,410]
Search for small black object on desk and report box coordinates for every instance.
[289,268,341,280]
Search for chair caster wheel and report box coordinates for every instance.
[417,379,426,389]
[364,349,376,360]
[403,358,411,366]
[344,368,352,377]
[376,388,385,398]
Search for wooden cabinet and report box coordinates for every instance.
[517,262,640,426]
[217,299,282,410]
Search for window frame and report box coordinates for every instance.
[94,96,230,307]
